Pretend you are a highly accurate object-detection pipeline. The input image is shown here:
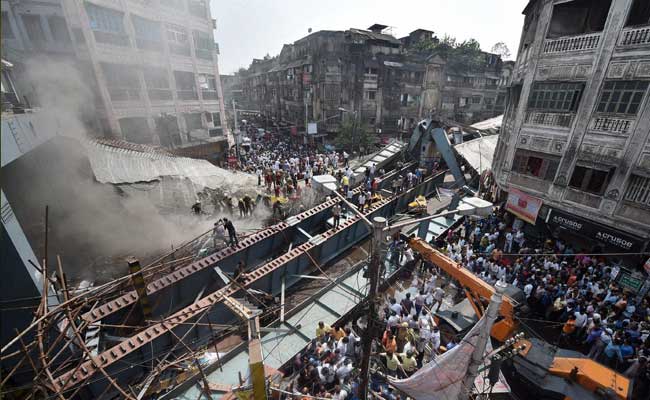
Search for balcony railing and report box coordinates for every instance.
[135,38,163,52]
[169,42,191,57]
[543,32,600,54]
[177,90,198,100]
[590,116,633,134]
[619,26,650,46]
[195,48,213,60]
[108,88,141,101]
[148,89,173,101]
[93,31,130,47]
[201,90,218,100]
[524,111,574,128]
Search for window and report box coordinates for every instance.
[166,23,190,56]
[101,63,141,101]
[365,67,378,75]
[21,15,47,48]
[624,174,650,207]
[496,94,505,106]
[365,90,376,101]
[188,0,207,18]
[144,68,171,101]
[85,3,128,46]
[192,30,213,60]
[528,82,584,112]
[212,112,221,127]
[174,70,197,100]
[547,0,612,38]
[132,15,162,51]
[401,93,409,106]
[596,80,648,115]
[472,96,481,104]
[512,149,560,181]
[199,74,218,99]
[484,97,494,105]
[119,117,151,144]
[625,0,650,27]
[47,16,72,44]
[569,165,613,194]
[184,112,203,130]
[1,12,14,39]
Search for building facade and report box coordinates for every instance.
[494,0,650,251]
[240,25,511,137]
[1,0,230,146]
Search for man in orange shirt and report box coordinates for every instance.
[560,314,577,346]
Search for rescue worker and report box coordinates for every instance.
[223,218,238,246]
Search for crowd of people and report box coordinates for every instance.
[436,208,650,395]
[278,206,649,399]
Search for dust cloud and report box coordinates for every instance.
[4,56,266,284]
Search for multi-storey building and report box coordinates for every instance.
[240,25,511,137]
[494,0,650,252]
[1,0,230,146]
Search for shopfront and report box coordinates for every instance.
[545,208,645,253]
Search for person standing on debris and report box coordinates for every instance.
[243,194,252,216]
[223,218,238,246]
[357,192,366,213]
[341,174,349,194]
[213,220,227,247]
[191,200,202,215]
[332,202,342,229]
[237,198,246,217]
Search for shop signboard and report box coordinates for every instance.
[505,188,542,224]
[617,271,644,292]
[547,208,643,251]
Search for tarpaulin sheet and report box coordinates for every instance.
[389,315,486,400]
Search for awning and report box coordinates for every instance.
[453,134,498,174]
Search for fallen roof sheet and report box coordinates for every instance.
[84,139,258,192]
[470,114,503,132]
[453,135,499,175]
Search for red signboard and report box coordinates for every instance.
[505,188,542,225]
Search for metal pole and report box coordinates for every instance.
[459,279,506,400]
[233,99,240,162]
[359,216,386,400]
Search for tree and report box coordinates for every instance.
[335,116,373,153]
[491,42,512,60]
[411,35,485,72]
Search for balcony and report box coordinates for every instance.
[148,89,173,101]
[201,90,218,100]
[524,111,574,128]
[618,26,650,47]
[93,31,130,47]
[135,38,163,52]
[177,90,198,100]
[509,172,551,194]
[589,116,633,134]
[169,42,191,57]
[108,88,141,101]
[195,48,213,60]
[542,32,600,54]
[564,188,602,209]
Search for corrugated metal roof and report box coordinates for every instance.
[453,135,499,175]
[84,140,258,194]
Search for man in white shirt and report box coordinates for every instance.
[524,281,534,298]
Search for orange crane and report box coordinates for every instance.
[408,237,631,400]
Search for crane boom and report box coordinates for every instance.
[408,237,519,341]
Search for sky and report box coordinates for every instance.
[212,0,529,75]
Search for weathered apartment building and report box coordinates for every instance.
[494,0,650,251]
[1,0,229,146]
[240,25,512,137]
